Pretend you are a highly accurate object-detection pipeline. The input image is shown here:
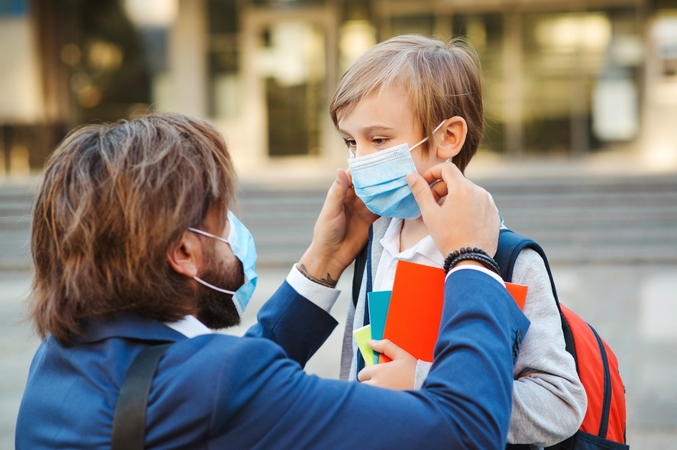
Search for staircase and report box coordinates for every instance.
[2,174,675,269]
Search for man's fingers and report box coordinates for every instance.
[323,169,349,211]
[420,161,463,188]
[430,180,448,203]
[405,173,437,217]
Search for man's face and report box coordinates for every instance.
[194,217,245,329]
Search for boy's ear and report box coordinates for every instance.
[167,231,202,279]
[435,116,468,160]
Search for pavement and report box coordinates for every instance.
[1,157,676,448]
[3,263,677,449]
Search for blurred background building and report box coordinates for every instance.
[1,1,677,448]
[1,0,677,177]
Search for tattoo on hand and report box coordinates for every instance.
[298,263,338,288]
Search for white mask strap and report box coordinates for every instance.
[409,120,447,152]
[188,227,230,246]
[193,275,236,295]
[189,227,237,295]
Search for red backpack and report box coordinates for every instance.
[497,229,628,450]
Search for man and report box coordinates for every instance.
[16,113,528,449]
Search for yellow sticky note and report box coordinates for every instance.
[353,324,374,367]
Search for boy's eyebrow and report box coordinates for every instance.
[338,125,395,135]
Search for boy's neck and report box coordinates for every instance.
[399,216,431,253]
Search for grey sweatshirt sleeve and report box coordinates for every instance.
[339,296,357,381]
[506,249,587,447]
[412,249,587,447]
[340,261,367,381]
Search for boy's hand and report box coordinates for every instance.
[406,162,499,257]
[298,169,378,287]
[357,340,417,390]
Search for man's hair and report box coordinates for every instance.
[29,113,237,342]
[329,34,483,173]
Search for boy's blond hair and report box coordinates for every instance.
[330,34,483,173]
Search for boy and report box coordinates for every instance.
[330,35,587,448]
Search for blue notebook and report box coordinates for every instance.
[367,291,391,364]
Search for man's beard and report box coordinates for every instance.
[195,250,245,330]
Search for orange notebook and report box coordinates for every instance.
[381,261,445,363]
[505,283,528,310]
[380,260,527,363]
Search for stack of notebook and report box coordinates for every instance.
[354,260,528,366]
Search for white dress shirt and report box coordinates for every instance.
[374,217,504,291]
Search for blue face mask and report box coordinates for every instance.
[188,211,258,316]
[347,121,445,219]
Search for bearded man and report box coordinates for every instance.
[16,113,528,449]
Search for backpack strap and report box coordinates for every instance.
[495,229,578,368]
[111,343,172,450]
[352,244,368,309]
[352,224,373,309]
[352,225,374,377]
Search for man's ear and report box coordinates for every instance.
[436,116,468,160]
[167,231,202,279]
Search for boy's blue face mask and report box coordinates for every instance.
[188,211,258,316]
[347,121,445,219]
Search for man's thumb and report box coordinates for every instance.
[406,172,435,216]
[328,169,349,203]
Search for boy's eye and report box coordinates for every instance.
[344,139,356,149]
[373,138,390,146]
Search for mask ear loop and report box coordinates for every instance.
[188,227,230,246]
[187,227,237,295]
[409,120,447,153]
[193,276,236,295]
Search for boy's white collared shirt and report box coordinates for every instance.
[374,217,505,291]
[373,218,442,292]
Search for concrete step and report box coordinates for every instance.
[239,175,677,265]
[0,175,674,269]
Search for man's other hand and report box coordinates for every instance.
[298,169,377,287]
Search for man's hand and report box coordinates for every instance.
[298,169,378,287]
[357,340,417,389]
[406,162,499,257]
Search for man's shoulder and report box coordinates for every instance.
[159,332,295,385]
[151,333,301,416]
[165,332,287,363]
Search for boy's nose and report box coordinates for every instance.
[353,147,377,158]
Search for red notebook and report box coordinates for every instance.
[380,260,527,363]
[380,261,445,363]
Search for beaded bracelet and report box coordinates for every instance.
[443,247,501,275]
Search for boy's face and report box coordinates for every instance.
[337,85,447,175]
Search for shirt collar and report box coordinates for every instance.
[380,217,445,266]
[163,315,213,338]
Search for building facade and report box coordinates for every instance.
[1,0,676,176]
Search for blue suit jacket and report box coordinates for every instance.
[16,270,529,449]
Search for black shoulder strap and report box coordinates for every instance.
[495,229,560,306]
[111,343,171,450]
[352,244,369,308]
[495,229,577,364]
[352,224,374,308]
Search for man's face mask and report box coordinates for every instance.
[189,211,258,316]
[347,121,445,219]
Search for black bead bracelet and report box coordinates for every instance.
[443,247,500,275]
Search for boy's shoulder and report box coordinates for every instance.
[511,248,548,285]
